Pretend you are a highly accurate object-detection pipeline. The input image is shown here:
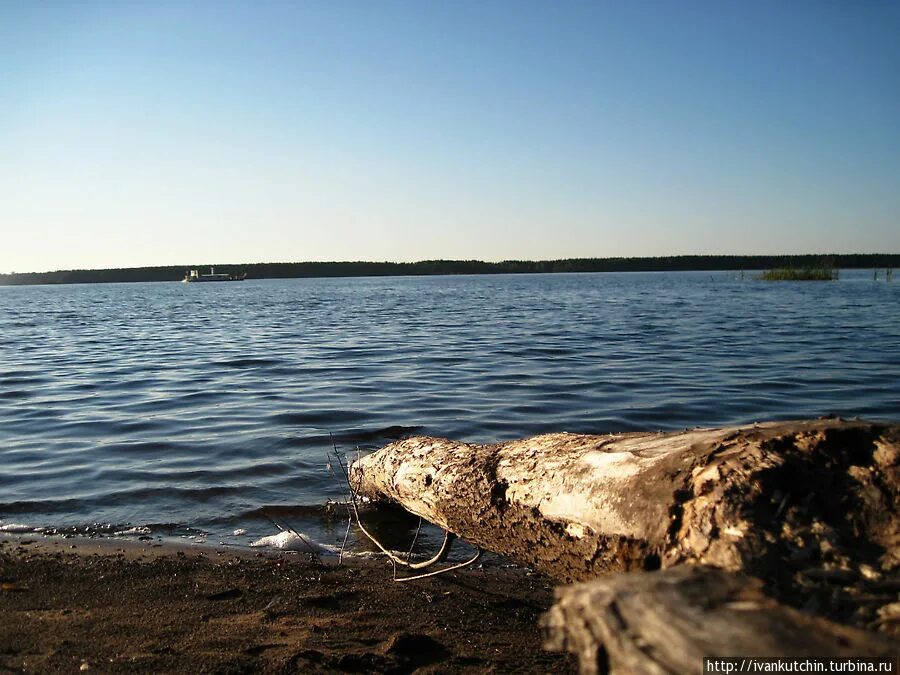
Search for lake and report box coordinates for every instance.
[1,271,897,549]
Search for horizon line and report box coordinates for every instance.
[4,252,900,277]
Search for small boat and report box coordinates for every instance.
[182,267,247,283]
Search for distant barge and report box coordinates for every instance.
[182,267,247,283]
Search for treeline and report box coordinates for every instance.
[1,254,898,286]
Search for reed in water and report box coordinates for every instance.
[759,266,839,281]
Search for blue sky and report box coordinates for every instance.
[1,1,898,273]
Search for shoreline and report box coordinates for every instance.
[3,254,897,286]
[0,534,573,673]
[0,531,270,561]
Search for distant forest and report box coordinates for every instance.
[1,254,898,286]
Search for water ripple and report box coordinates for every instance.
[1,271,898,542]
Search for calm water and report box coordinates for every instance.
[1,271,898,549]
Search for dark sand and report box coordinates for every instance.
[0,535,576,673]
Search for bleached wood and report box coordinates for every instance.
[541,566,896,675]
[350,420,899,668]
[350,419,898,603]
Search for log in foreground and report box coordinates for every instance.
[349,419,899,631]
[541,565,896,675]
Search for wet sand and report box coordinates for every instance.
[0,535,575,673]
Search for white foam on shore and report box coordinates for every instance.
[250,530,339,555]
[0,522,44,533]
[113,526,152,536]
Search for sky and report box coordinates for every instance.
[1,1,898,273]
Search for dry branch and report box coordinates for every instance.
[349,419,899,630]
[542,565,896,675]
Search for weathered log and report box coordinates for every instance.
[541,565,896,675]
[349,419,899,630]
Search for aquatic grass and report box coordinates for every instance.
[758,267,839,281]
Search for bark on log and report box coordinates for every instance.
[541,566,896,675]
[349,419,899,631]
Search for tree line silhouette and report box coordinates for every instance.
[1,254,898,286]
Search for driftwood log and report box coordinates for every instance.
[349,419,899,633]
[541,566,897,675]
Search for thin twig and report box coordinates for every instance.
[334,448,455,569]
[394,545,483,582]
[262,510,321,562]
[333,441,474,578]
[281,513,322,562]
[338,508,352,565]
[327,437,353,566]
[333,447,359,512]
[406,517,423,563]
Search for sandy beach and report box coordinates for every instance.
[0,534,575,673]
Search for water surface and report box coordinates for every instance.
[1,271,897,548]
